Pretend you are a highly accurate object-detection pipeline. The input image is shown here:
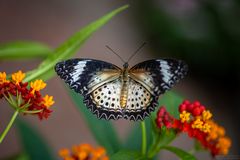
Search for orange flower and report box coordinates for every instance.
[201,123,211,133]
[0,71,54,120]
[59,144,108,160]
[92,147,106,159]
[0,72,9,84]
[0,70,55,143]
[217,137,231,155]
[65,157,75,160]
[191,118,203,129]
[77,151,88,160]
[30,79,46,94]
[11,70,25,85]
[202,110,212,121]
[59,148,70,158]
[43,95,55,108]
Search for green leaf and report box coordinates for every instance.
[147,127,176,158]
[162,146,197,160]
[2,153,30,160]
[0,41,52,60]
[69,90,121,154]
[16,119,56,160]
[110,150,145,160]
[24,4,129,82]
[155,128,176,149]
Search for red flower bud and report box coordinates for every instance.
[157,107,166,116]
[156,106,174,129]
[183,100,190,105]
[192,107,201,116]
[193,101,201,107]
[199,105,205,112]
[179,104,187,112]
[187,104,194,112]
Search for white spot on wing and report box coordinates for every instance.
[92,79,121,111]
[126,79,152,111]
[159,60,173,84]
[70,61,89,82]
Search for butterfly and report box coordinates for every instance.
[55,55,188,121]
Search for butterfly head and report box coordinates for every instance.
[123,62,129,69]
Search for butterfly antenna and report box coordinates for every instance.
[127,42,147,63]
[105,45,125,63]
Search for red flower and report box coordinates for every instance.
[155,100,231,157]
[0,71,55,119]
[156,106,174,129]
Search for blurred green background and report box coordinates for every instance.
[0,0,239,159]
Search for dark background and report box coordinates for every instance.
[0,0,239,159]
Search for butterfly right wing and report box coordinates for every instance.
[55,58,121,95]
[129,59,188,97]
[123,59,187,120]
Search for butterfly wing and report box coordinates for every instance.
[55,58,121,95]
[129,59,188,96]
[84,79,124,120]
[123,78,158,121]
[55,58,188,121]
[125,59,188,120]
[55,58,124,120]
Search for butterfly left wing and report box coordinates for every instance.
[84,78,124,120]
[55,58,121,95]
[129,59,188,97]
[55,58,125,120]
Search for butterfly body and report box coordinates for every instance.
[120,63,130,108]
[55,58,188,121]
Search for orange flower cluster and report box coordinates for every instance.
[0,71,54,119]
[207,120,231,155]
[59,144,109,160]
[156,100,231,157]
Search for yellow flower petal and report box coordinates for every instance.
[192,118,203,129]
[30,79,46,94]
[201,123,211,133]
[0,72,9,84]
[11,70,25,85]
[43,95,54,108]
[180,111,191,123]
[202,110,212,121]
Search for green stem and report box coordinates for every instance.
[3,94,17,110]
[141,121,147,155]
[147,129,176,158]
[148,134,161,158]
[23,109,43,114]
[0,110,19,143]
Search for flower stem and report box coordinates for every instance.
[148,134,161,158]
[141,121,147,155]
[0,110,19,143]
[23,109,42,114]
